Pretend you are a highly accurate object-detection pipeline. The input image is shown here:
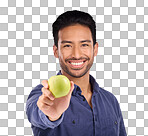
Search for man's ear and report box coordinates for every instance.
[94,42,98,57]
[53,45,59,58]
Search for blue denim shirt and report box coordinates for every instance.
[26,70,127,136]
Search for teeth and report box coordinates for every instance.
[71,62,84,66]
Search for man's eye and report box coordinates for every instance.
[64,45,71,47]
[82,44,89,47]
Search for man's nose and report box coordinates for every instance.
[71,46,82,59]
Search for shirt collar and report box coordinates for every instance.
[56,70,100,96]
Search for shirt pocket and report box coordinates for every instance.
[99,117,120,136]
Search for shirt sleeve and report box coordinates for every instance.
[111,93,127,136]
[116,99,127,136]
[119,113,127,136]
[25,84,64,129]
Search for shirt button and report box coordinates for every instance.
[115,121,118,125]
[72,120,75,124]
[83,98,85,101]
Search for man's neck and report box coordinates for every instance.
[61,70,91,95]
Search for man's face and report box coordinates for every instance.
[53,24,98,78]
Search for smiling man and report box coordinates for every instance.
[26,10,127,136]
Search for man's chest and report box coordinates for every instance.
[82,90,93,109]
[56,95,121,136]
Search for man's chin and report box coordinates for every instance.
[68,73,85,78]
[65,69,89,78]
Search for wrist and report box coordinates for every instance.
[48,114,62,122]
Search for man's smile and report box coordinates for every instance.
[67,60,87,69]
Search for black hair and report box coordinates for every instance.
[52,10,96,48]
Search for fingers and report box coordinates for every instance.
[41,80,49,89]
[70,81,74,93]
[37,99,50,111]
[38,95,54,106]
[67,81,75,97]
[41,87,55,101]
[41,80,55,100]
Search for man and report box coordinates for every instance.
[26,10,127,136]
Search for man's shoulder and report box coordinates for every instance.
[96,87,122,122]
[91,75,118,102]
[32,84,43,91]
[97,86,119,104]
[26,84,44,105]
[98,87,115,97]
[28,84,43,98]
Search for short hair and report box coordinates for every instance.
[52,10,96,48]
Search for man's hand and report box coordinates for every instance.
[37,80,74,121]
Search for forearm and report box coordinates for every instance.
[26,85,64,129]
[48,114,62,122]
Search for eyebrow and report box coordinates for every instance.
[61,41,73,44]
[61,40,91,44]
[80,40,91,43]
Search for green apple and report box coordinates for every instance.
[48,75,71,98]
